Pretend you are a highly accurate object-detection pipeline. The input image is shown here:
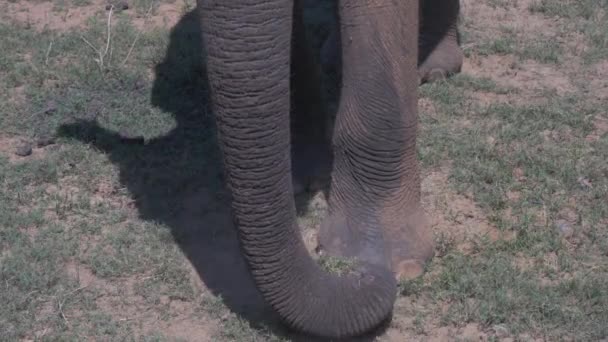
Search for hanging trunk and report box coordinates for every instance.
[197,0,396,338]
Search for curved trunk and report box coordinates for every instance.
[197,0,396,338]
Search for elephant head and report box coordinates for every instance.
[196,0,446,338]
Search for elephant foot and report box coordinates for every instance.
[418,34,463,85]
[317,207,434,281]
[384,208,435,281]
[317,210,391,268]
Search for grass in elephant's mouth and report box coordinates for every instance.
[0,0,607,341]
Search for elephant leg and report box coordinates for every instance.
[418,0,463,84]
[320,0,463,84]
[290,0,332,194]
[318,0,435,281]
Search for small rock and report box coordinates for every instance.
[555,220,574,239]
[14,143,33,157]
[36,135,56,147]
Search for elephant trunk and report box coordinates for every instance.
[198,0,396,338]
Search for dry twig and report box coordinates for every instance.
[80,5,114,69]
[122,2,156,66]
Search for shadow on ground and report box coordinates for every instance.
[56,5,386,342]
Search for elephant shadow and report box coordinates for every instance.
[57,6,386,342]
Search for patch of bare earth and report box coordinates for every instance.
[585,115,608,142]
[464,54,575,101]
[61,261,216,341]
[0,135,49,163]
[460,0,583,104]
[4,0,183,32]
[423,167,512,255]
[24,182,222,340]
[6,1,101,32]
[135,2,184,30]
[462,0,562,39]
[588,61,608,100]
[2,169,221,341]
[6,85,27,105]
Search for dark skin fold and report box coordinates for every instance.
[197,0,461,338]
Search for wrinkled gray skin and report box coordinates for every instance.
[197,0,462,339]
[321,0,463,83]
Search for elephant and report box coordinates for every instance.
[196,0,462,338]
